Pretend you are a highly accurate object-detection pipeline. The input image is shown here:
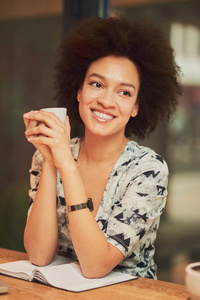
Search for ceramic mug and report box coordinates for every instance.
[185,262,200,300]
[40,107,67,123]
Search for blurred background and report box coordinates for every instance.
[0,0,199,285]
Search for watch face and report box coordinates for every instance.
[87,198,94,211]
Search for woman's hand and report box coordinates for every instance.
[23,110,72,170]
[23,111,53,163]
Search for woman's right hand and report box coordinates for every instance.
[23,111,53,164]
[23,110,72,171]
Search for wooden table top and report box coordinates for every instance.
[0,248,188,299]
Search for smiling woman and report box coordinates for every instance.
[23,15,181,279]
[77,56,139,139]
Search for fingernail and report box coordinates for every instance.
[24,113,30,118]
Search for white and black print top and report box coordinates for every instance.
[28,137,168,279]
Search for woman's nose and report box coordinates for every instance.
[97,90,116,108]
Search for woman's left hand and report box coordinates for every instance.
[24,110,72,170]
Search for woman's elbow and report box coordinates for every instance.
[30,256,52,267]
[81,263,111,279]
[24,243,54,267]
[26,250,53,267]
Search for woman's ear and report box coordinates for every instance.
[77,86,83,102]
[131,101,139,118]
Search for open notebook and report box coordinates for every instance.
[0,255,137,292]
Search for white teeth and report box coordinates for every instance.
[93,110,114,120]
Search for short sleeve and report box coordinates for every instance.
[27,150,43,217]
[102,156,168,258]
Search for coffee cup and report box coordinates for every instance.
[40,107,67,123]
[185,262,200,300]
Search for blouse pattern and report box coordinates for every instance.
[28,137,168,279]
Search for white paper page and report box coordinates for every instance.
[0,261,34,280]
[38,262,135,292]
[47,255,73,266]
[0,255,72,281]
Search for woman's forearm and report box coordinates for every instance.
[24,161,58,266]
[60,165,124,278]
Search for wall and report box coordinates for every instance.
[0,0,63,251]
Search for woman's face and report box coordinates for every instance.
[77,55,140,138]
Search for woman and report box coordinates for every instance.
[23,16,182,279]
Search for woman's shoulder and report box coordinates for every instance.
[123,140,168,172]
[118,141,169,192]
[126,140,164,159]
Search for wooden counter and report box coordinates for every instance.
[0,248,188,299]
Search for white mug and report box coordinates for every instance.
[185,262,200,300]
[41,107,67,123]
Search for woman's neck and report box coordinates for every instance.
[79,132,129,166]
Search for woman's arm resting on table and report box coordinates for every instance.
[60,166,124,278]
[24,160,58,266]
[23,111,63,266]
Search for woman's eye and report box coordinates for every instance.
[90,82,102,88]
[120,90,131,97]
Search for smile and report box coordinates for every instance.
[92,110,114,120]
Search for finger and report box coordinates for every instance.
[24,120,40,141]
[27,135,54,147]
[29,120,40,130]
[23,113,31,130]
[65,115,71,138]
[25,122,53,138]
[23,110,39,128]
[25,111,63,127]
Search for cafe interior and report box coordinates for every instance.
[0,0,200,286]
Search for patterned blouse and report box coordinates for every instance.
[28,137,168,279]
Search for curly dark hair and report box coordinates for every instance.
[55,15,182,139]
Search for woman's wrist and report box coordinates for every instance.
[58,157,77,176]
[42,159,57,173]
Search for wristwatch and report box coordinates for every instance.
[67,198,94,212]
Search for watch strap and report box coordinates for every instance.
[68,198,94,212]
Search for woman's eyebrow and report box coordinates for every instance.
[120,82,135,90]
[89,73,135,90]
[88,73,105,80]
